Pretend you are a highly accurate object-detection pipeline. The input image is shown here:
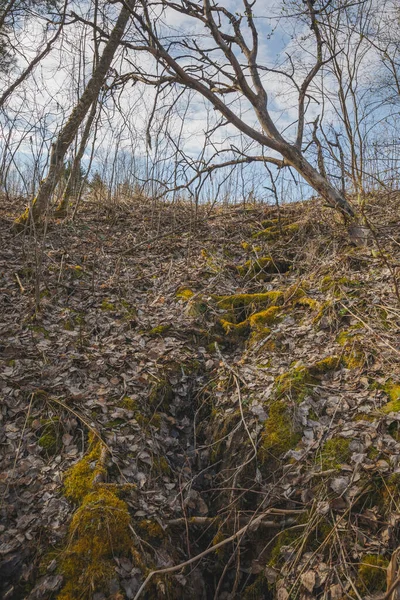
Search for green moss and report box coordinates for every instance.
[149,377,174,409]
[101,299,115,311]
[104,418,124,429]
[260,400,301,459]
[38,432,58,454]
[381,382,400,413]
[153,455,170,475]
[367,446,380,459]
[37,418,61,455]
[275,365,314,402]
[357,554,389,593]
[28,324,50,338]
[59,489,131,600]
[63,439,105,504]
[147,324,172,337]
[269,526,303,566]
[320,438,351,469]
[119,396,139,411]
[63,319,74,331]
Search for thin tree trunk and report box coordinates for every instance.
[13,2,132,229]
[54,98,98,216]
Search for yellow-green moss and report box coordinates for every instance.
[321,275,359,296]
[260,400,301,459]
[248,306,280,328]
[147,324,172,337]
[309,356,341,375]
[357,554,389,593]
[320,438,351,469]
[137,519,165,542]
[176,287,194,300]
[294,296,320,311]
[220,318,250,338]
[252,222,300,240]
[215,292,283,311]
[59,489,131,600]
[381,382,400,413]
[119,396,139,411]
[63,440,105,504]
[275,365,314,402]
[342,350,365,369]
[100,299,115,311]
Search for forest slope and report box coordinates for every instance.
[1,193,400,599]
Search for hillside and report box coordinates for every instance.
[1,193,400,600]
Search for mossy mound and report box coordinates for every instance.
[59,489,131,600]
[63,438,105,504]
[260,400,302,460]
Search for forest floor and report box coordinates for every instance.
[1,192,400,600]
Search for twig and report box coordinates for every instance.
[14,272,25,293]
[132,508,279,600]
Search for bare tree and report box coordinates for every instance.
[13,0,133,228]
[116,0,354,217]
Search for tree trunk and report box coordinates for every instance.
[54,98,98,217]
[13,3,132,229]
[283,146,355,218]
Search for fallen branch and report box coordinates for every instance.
[133,508,306,600]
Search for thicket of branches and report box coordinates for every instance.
[0,0,399,222]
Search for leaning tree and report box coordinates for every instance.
[16,0,356,226]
